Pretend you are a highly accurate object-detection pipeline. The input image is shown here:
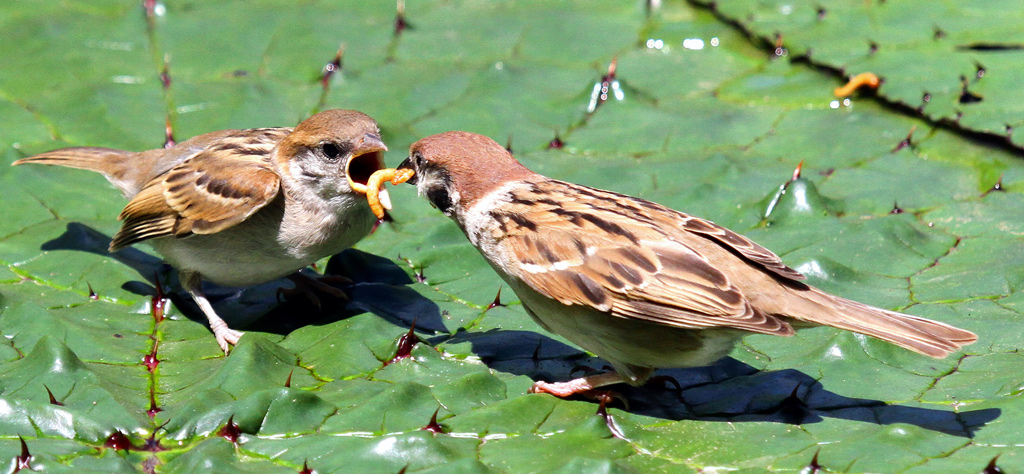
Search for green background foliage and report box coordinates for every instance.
[1,1,1022,472]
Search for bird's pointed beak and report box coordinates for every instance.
[358,133,388,153]
[396,157,417,185]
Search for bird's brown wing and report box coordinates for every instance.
[494,181,794,335]
[110,150,280,251]
[559,182,804,281]
[677,215,805,281]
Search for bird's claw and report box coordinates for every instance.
[529,379,593,398]
[214,328,244,354]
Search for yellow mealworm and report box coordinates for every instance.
[834,72,880,98]
[365,168,415,219]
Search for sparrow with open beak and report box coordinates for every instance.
[397,131,977,397]
[13,109,389,353]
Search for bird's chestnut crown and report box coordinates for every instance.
[401,131,536,216]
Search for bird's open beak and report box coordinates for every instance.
[345,134,388,193]
[396,157,418,185]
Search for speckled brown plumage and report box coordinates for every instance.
[13,109,387,353]
[399,131,977,397]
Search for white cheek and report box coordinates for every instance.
[414,171,441,199]
[461,181,527,247]
[446,189,461,217]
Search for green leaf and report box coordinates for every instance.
[691,0,1024,148]
[1,0,1022,472]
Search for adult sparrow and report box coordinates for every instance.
[397,131,977,397]
[13,109,388,353]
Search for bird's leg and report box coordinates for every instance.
[180,271,243,354]
[529,372,625,398]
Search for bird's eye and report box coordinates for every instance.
[321,143,341,160]
[413,151,424,166]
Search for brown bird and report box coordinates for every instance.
[13,109,388,353]
[397,131,977,397]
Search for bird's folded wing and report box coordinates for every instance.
[110,151,280,250]
[497,183,793,335]
[677,215,805,281]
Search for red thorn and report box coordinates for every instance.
[321,43,346,88]
[892,138,910,152]
[147,390,162,418]
[144,346,159,372]
[547,134,564,149]
[14,436,32,472]
[142,427,165,452]
[893,125,916,153]
[143,0,157,17]
[983,455,1003,474]
[164,116,176,149]
[806,449,824,473]
[589,57,622,113]
[485,287,507,311]
[421,408,445,434]
[595,394,627,439]
[385,321,419,366]
[890,201,904,215]
[218,415,241,444]
[104,431,135,452]
[87,282,98,300]
[152,271,167,323]
[285,369,294,388]
[505,134,514,153]
[159,60,171,90]
[299,460,315,474]
[394,0,411,36]
[44,385,63,406]
[792,160,804,181]
[773,32,788,58]
[986,174,1006,195]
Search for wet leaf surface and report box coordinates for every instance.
[1,0,1023,472]
[691,0,1024,149]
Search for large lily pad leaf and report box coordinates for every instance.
[692,0,1024,148]
[1,0,1023,472]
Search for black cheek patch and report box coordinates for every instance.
[427,186,453,214]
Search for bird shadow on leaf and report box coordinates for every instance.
[443,327,999,438]
[40,222,448,336]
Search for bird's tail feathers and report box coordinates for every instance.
[13,147,139,197]
[13,147,132,170]
[796,288,976,358]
